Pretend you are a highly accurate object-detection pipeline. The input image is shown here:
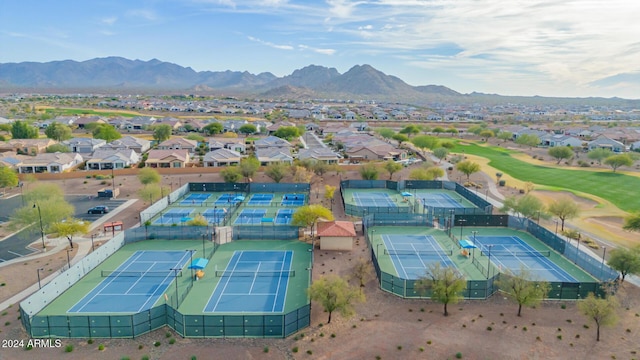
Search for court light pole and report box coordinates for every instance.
[66,249,72,270]
[471,230,478,260]
[170,268,181,308]
[554,220,559,236]
[600,246,607,277]
[486,245,494,279]
[90,233,96,252]
[33,203,46,251]
[188,250,195,285]
[574,233,581,264]
[459,219,466,240]
[201,233,206,256]
[37,267,44,289]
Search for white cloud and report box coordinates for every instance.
[125,9,159,21]
[101,17,117,26]
[248,36,293,50]
[298,45,336,55]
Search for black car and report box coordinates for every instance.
[88,205,109,214]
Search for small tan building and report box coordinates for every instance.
[317,221,356,251]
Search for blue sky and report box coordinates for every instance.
[1,0,640,99]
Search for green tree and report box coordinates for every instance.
[220,167,242,183]
[203,122,223,135]
[547,197,580,231]
[49,218,89,249]
[264,162,288,183]
[604,154,633,172]
[138,168,161,185]
[138,183,165,204]
[409,166,444,180]
[497,131,513,142]
[11,120,39,139]
[153,124,172,142]
[239,156,260,182]
[10,184,74,242]
[411,135,439,152]
[44,122,72,141]
[375,128,395,139]
[607,247,640,283]
[456,160,481,181]
[495,267,550,317]
[578,293,619,341]
[292,166,313,183]
[292,204,334,238]
[391,133,409,144]
[324,184,336,205]
[307,275,365,324]
[515,134,540,148]
[93,124,122,142]
[186,214,209,227]
[399,124,420,137]
[0,166,19,190]
[311,161,329,176]
[501,194,545,222]
[238,124,257,135]
[185,134,205,142]
[432,147,449,163]
[432,126,445,135]
[46,144,71,153]
[273,126,300,140]
[467,125,484,135]
[548,146,575,164]
[587,148,614,165]
[445,127,459,135]
[623,212,640,232]
[414,263,466,316]
[479,130,495,140]
[359,163,379,180]
[383,160,402,180]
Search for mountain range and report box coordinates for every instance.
[1,57,639,106]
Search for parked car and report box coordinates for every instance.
[88,205,109,214]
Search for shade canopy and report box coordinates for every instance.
[401,191,413,197]
[233,195,245,201]
[181,217,193,223]
[188,258,209,269]
[459,239,478,249]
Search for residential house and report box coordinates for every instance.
[349,122,368,131]
[145,149,191,168]
[267,121,296,134]
[126,116,156,130]
[203,149,242,167]
[63,138,106,154]
[0,139,57,155]
[297,148,340,164]
[73,116,106,129]
[17,152,83,174]
[630,141,640,152]
[256,148,293,165]
[0,153,29,170]
[222,119,248,133]
[154,117,183,130]
[157,138,198,153]
[588,136,625,153]
[254,136,292,149]
[345,142,406,161]
[104,136,152,154]
[540,134,583,148]
[86,149,140,170]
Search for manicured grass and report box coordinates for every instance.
[451,143,640,212]
[42,108,140,118]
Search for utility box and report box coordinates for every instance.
[97,188,119,198]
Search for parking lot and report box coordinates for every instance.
[0,195,126,262]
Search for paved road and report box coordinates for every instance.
[0,195,126,262]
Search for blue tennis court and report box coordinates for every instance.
[215,193,242,205]
[234,209,267,225]
[203,208,227,225]
[153,208,194,225]
[382,235,456,279]
[473,236,577,282]
[275,209,294,224]
[281,194,305,206]
[180,193,211,206]
[204,250,293,313]
[353,192,397,207]
[248,194,273,205]
[68,250,191,313]
[417,193,464,208]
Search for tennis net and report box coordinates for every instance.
[384,249,453,256]
[480,250,551,257]
[215,270,295,278]
[101,270,182,277]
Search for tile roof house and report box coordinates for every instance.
[86,149,140,170]
[317,221,356,251]
[0,153,30,169]
[254,136,293,149]
[157,138,198,153]
[345,142,405,161]
[63,138,107,154]
[17,152,83,174]
[588,136,625,153]
[207,138,246,153]
[73,116,107,129]
[540,134,583,148]
[104,136,152,154]
[0,139,58,155]
[256,148,293,165]
[145,149,191,168]
[267,121,297,134]
[297,148,341,164]
[203,149,243,167]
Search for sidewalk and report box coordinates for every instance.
[0,199,138,311]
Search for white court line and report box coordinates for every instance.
[137,251,191,312]
[272,251,288,312]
